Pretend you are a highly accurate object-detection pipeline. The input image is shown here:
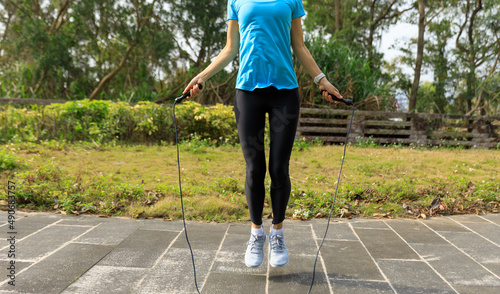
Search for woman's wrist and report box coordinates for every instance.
[314,73,326,85]
[195,74,207,83]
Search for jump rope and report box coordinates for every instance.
[172,85,354,293]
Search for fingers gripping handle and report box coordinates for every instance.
[321,90,353,106]
[175,84,203,104]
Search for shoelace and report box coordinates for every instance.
[270,234,285,252]
[247,234,265,253]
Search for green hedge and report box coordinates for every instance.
[0,100,238,145]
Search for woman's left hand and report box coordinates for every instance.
[318,78,343,103]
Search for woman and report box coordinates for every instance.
[183,0,342,268]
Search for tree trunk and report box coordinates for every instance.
[434,42,447,113]
[334,0,341,31]
[465,0,482,113]
[89,46,134,101]
[409,0,426,113]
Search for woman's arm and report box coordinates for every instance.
[183,20,240,98]
[290,17,342,103]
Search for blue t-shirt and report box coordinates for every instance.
[227,0,306,91]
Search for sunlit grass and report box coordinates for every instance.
[1,140,499,221]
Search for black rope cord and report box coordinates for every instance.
[307,103,355,294]
[173,96,201,294]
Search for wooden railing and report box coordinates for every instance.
[297,108,500,148]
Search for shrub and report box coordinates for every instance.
[0,100,238,145]
[0,149,26,171]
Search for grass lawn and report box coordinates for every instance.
[1,140,499,222]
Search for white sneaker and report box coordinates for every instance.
[269,234,288,267]
[245,234,267,267]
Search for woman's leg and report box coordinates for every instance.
[266,87,300,267]
[234,89,267,227]
[268,88,300,226]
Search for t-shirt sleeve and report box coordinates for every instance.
[227,0,238,21]
[292,0,306,19]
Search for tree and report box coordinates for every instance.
[304,0,412,71]
[408,0,446,112]
[451,0,498,114]
[424,19,453,113]
[1,0,76,97]
[87,0,170,100]
[154,0,232,104]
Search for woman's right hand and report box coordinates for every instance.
[182,77,205,99]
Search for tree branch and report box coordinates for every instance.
[89,45,135,100]
[456,0,471,54]
[48,0,71,35]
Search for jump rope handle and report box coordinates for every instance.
[321,90,353,106]
[175,84,203,104]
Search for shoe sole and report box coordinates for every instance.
[269,260,288,267]
[269,253,289,267]
[245,261,263,268]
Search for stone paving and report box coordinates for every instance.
[0,211,499,293]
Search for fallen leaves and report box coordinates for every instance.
[373,210,393,219]
[315,212,325,218]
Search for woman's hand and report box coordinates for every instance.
[182,77,205,99]
[318,78,343,103]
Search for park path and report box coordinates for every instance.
[0,211,499,294]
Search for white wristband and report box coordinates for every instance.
[314,73,326,84]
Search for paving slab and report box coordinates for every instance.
[452,222,500,245]
[202,272,266,294]
[480,214,500,225]
[268,254,330,293]
[136,219,183,232]
[61,266,146,294]
[170,222,228,251]
[449,214,490,223]
[412,243,500,286]
[377,259,456,294]
[329,279,394,294]
[452,284,500,294]
[353,228,420,260]
[1,210,500,293]
[282,224,317,255]
[0,213,60,240]
[134,247,216,294]
[421,218,470,232]
[320,240,384,281]
[0,224,91,261]
[439,232,500,264]
[311,221,358,241]
[350,220,390,229]
[385,220,448,245]
[0,260,32,277]
[73,219,142,245]
[482,262,500,277]
[0,243,114,293]
[97,229,180,268]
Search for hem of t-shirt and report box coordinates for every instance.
[236,85,299,91]
[292,12,306,19]
[227,17,238,21]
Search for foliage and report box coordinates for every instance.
[296,37,396,110]
[0,100,238,145]
[0,0,499,115]
[0,149,26,171]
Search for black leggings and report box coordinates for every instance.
[233,86,300,225]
